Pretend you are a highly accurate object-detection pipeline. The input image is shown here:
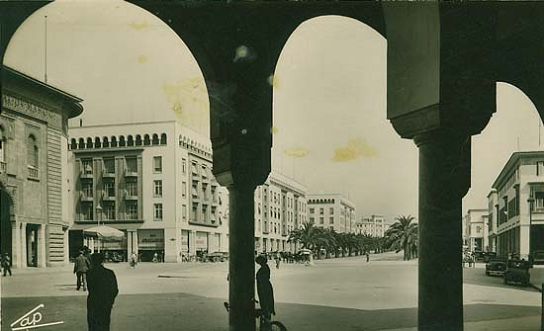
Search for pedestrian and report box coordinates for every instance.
[152,252,158,263]
[2,253,12,276]
[275,255,281,269]
[129,252,138,268]
[74,251,90,291]
[87,253,118,331]
[366,251,370,263]
[255,255,275,325]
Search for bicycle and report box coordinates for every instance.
[223,301,287,331]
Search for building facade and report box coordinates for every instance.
[355,215,386,237]
[487,151,544,259]
[254,172,307,253]
[463,209,489,252]
[68,121,228,262]
[0,66,83,268]
[306,194,355,233]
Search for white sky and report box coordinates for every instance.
[4,0,542,223]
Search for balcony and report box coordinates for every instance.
[0,161,6,174]
[124,169,138,177]
[124,190,138,200]
[80,192,93,202]
[103,194,116,201]
[28,166,39,180]
[102,170,116,178]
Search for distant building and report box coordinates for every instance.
[254,171,307,253]
[355,215,386,237]
[306,193,355,233]
[487,151,544,259]
[0,66,83,268]
[68,121,228,262]
[463,209,488,252]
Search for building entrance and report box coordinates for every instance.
[26,224,39,267]
[0,189,12,260]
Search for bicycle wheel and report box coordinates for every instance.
[270,321,287,331]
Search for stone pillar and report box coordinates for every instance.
[63,227,69,265]
[38,225,46,268]
[228,183,257,331]
[415,131,470,331]
[12,221,21,268]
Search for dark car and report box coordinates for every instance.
[485,257,507,276]
[473,251,486,262]
[207,252,228,262]
[532,251,544,265]
[504,259,531,286]
[483,252,497,263]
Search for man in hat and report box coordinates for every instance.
[87,253,118,331]
[74,250,90,291]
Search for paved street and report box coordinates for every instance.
[1,252,542,330]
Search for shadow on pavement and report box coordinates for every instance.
[1,293,540,331]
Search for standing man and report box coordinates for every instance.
[74,251,90,291]
[2,253,12,276]
[366,251,370,263]
[87,253,118,331]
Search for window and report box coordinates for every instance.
[160,133,167,145]
[104,203,115,220]
[320,208,324,215]
[154,180,163,197]
[535,191,544,210]
[320,217,324,224]
[182,204,187,220]
[182,182,187,198]
[309,217,315,224]
[154,203,163,220]
[182,158,187,174]
[104,181,115,197]
[82,203,93,220]
[125,157,137,173]
[82,159,93,176]
[330,217,334,224]
[103,158,115,174]
[127,202,138,220]
[309,208,314,214]
[330,207,334,215]
[538,161,544,176]
[126,178,137,196]
[153,156,162,173]
[82,181,93,198]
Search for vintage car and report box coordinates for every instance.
[504,259,531,286]
[207,252,229,262]
[485,257,507,276]
[532,251,544,265]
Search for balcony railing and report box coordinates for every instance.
[102,170,116,178]
[124,190,138,200]
[80,191,93,201]
[0,161,6,174]
[124,169,138,177]
[28,166,39,179]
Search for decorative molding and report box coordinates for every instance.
[2,94,54,123]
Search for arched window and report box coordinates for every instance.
[70,138,77,150]
[160,133,167,145]
[144,134,150,146]
[152,134,159,145]
[111,136,117,147]
[119,136,126,147]
[102,137,109,148]
[94,137,101,148]
[135,135,142,146]
[78,138,85,149]
[27,135,38,168]
[127,135,134,146]
[86,138,93,149]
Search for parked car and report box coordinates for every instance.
[504,259,531,286]
[485,257,507,276]
[207,252,228,262]
[473,251,486,262]
[483,252,497,263]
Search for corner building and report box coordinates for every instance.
[0,66,83,268]
[68,121,228,262]
[307,193,356,233]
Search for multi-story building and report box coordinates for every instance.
[0,66,83,268]
[68,121,228,262]
[488,151,544,259]
[487,189,499,253]
[254,172,307,253]
[306,193,355,233]
[463,209,489,252]
[355,215,386,237]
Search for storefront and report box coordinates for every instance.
[181,230,190,254]
[195,231,208,253]
[138,229,164,262]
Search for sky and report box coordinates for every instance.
[3,0,542,224]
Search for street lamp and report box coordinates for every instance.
[528,195,535,264]
[96,203,103,253]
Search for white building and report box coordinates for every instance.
[306,194,356,233]
[356,215,386,237]
[463,209,489,252]
[68,121,228,262]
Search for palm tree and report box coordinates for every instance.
[288,221,320,251]
[384,215,418,261]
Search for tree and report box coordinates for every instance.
[384,215,418,261]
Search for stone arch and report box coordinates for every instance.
[78,138,85,149]
[102,136,109,148]
[160,133,167,145]
[144,134,151,146]
[152,134,159,145]
[94,137,101,148]
[135,135,142,146]
[70,138,77,150]
[119,135,126,147]
[111,136,117,148]
[86,137,93,149]
[0,183,14,260]
[127,135,134,146]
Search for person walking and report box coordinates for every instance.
[275,254,281,269]
[87,253,118,331]
[152,252,158,263]
[74,251,90,291]
[2,253,12,276]
[365,251,370,263]
[255,255,275,326]
[129,252,138,269]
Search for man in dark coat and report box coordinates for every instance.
[74,251,90,290]
[2,253,12,276]
[255,255,275,322]
[87,253,118,331]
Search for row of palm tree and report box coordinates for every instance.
[287,215,419,261]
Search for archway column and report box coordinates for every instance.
[415,130,471,331]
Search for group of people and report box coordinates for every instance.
[73,248,119,331]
